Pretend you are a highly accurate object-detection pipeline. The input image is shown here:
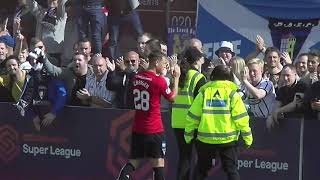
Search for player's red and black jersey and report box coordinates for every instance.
[131,71,174,134]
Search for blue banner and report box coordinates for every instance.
[197,0,320,61]
[302,118,320,180]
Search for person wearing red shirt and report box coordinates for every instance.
[117,52,180,180]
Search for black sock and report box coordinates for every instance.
[153,167,164,180]
[118,162,135,180]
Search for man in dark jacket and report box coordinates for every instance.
[106,51,140,109]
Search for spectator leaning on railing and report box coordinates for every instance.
[304,63,320,120]
[41,51,93,106]
[77,55,114,108]
[242,58,276,118]
[13,47,67,130]
[267,64,308,129]
[0,55,26,102]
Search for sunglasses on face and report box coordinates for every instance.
[138,41,147,45]
[270,72,281,76]
[125,60,137,64]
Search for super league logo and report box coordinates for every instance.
[0,125,20,164]
[106,110,153,179]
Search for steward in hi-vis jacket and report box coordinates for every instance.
[184,65,252,180]
[171,47,206,180]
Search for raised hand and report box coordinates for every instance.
[172,64,181,79]
[256,35,265,52]
[106,57,116,72]
[115,56,126,71]
[16,33,24,41]
[13,17,21,34]
[241,66,249,82]
[139,58,149,70]
[281,52,292,65]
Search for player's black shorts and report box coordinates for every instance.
[130,132,166,159]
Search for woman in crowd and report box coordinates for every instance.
[230,56,247,100]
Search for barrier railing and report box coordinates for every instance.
[0,102,315,180]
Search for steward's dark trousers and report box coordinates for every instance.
[174,128,195,180]
[195,140,240,180]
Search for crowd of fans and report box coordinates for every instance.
[0,0,319,132]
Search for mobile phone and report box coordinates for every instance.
[295,93,304,100]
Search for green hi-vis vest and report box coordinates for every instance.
[171,69,205,129]
[184,80,253,146]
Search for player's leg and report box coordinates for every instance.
[149,158,165,180]
[117,133,144,180]
[117,159,140,180]
[147,133,166,180]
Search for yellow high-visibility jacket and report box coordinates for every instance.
[184,80,253,146]
[171,69,205,128]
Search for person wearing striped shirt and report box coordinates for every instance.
[242,58,276,118]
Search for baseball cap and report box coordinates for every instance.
[0,34,15,48]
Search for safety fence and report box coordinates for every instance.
[0,102,316,180]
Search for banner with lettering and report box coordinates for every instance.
[0,103,178,180]
[197,0,320,61]
[167,26,196,55]
[0,103,309,179]
[207,118,301,180]
[302,118,320,180]
[166,0,197,56]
